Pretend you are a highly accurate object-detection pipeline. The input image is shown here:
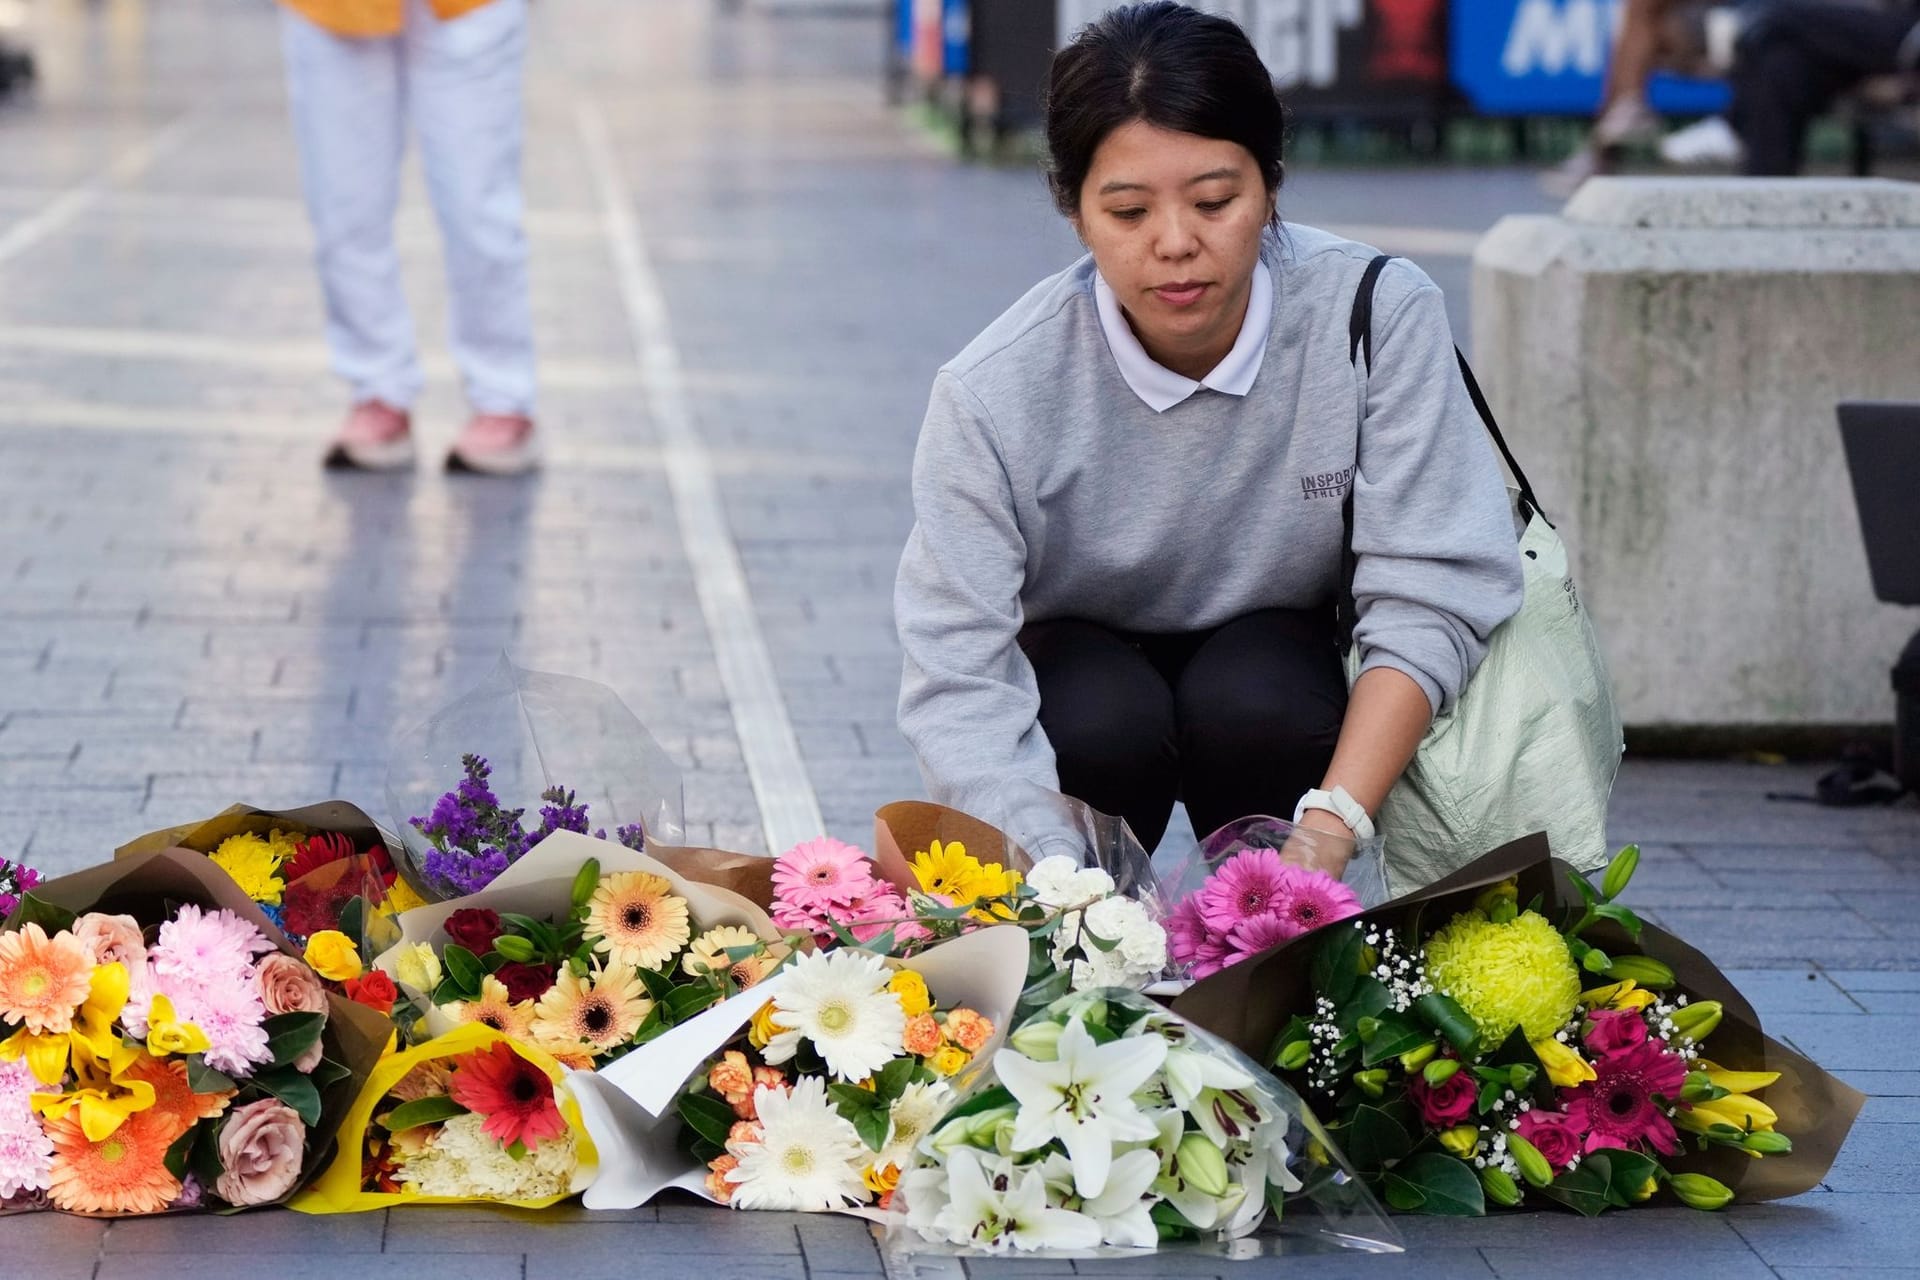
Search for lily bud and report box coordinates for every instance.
[570,858,602,914]
[1176,1133,1231,1197]
[1741,1131,1793,1156]
[492,934,536,963]
[1605,955,1675,988]
[1474,879,1519,919]
[1479,1166,1522,1207]
[1582,949,1612,974]
[1275,1039,1312,1071]
[1506,1064,1537,1092]
[1008,1020,1064,1062]
[1681,1071,1727,1104]
[1601,844,1641,901]
[1506,1133,1553,1188]
[1398,1042,1437,1073]
[1532,1038,1596,1088]
[1669,1173,1734,1210]
[1630,1175,1659,1203]
[1355,1017,1381,1041]
[1487,896,1519,925]
[1354,1068,1389,1099]
[1423,1058,1461,1087]
[1669,1001,1723,1043]
[1438,1125,1479,1158]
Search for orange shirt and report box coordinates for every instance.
[278,0,497,37]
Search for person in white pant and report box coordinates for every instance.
[280,0,538,473]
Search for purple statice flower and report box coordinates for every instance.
[615,823,646,852]
[170,1175,203,1210]
[423,845,511,898]
[532,787,590,843]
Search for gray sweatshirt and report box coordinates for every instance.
[894,224,1524,848]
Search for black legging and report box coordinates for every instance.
[1731,3,1919,176]
[1019,607,1348,850]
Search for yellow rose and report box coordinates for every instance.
[927,1045,970,1078]
[888,970,932,1018]
[392,942,442,992]
[304,930,363,982]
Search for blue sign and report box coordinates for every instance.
[1451,0,1730,116]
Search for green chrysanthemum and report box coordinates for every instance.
[1423,909,1580,1046]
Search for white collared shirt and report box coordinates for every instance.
[1092,260,1273,413]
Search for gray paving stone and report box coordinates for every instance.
[100,1209,386,1253]
[96,1258,524,1280]
[1481,1248,1776,1279]
[383,1214,801,1254]
[1729,1192,1920,1270]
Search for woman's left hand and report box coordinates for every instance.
[1282,808,1356,879]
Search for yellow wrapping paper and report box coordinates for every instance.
[289,1024,599,1214]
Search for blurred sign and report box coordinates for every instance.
[1450,0,1729,114]
[911,0,970,80]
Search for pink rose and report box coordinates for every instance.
[1515,1108,1583,1173]
[1584,1009,1649,1059]
[257,953,329,1073]
[213,1099,307,1206]
[1408,1064,1479,1128]
[73,912,146,971]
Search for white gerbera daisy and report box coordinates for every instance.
[763,949,906,1082]
[725,1076,869,1211]
[878,1079,954,1172]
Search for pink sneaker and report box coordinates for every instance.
[324,400,415,471]
[447,412,539,475]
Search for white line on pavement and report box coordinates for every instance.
[0,109,205,269]
[574,98,825,856]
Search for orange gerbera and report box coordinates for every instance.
[0,924,95,1035]
[46,1109,180,1215]
[586,872,691,971]
[122,1054,232,1144]
[444,976,535,1041]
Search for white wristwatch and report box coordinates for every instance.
[1293,786,1376,842]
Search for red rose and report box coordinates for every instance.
[343,970,399,1016]
[494,962,556,1005]
[1515,1108,1583,1172]
[1584,1009,1649,1059]
[1408,1064,1479,1128]
[445,908,504,955]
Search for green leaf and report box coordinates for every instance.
[1596,1149,1662,1208]
[630,1005,669,1046]
[336,896,367,947]
[829,1083,885,1116]
[1571,874,1599,907]
[6,892,77,935]
[506,1139,527,1160]
[188,1120,225,1190]
[871,1055,917,1104]
[1341,1103,1415,1172]
[1149,1200,1199,1241]
[1311,923,1369,1005]
[1268,1014,1315,1069]
[634,965,678,1003]
[678,1092,737,1148]
[163,1124,198,1180]
[1360,1011,1433,1067]
[187,1055,238,1095]
[307,1057,352,1090]
[441,944,484,997]
[664,984,721,1022]
[384,1095,469,1131]
[250,1067,324,1127]
[852,1105,891,1153]
[1537,1153,1614,1216]
[1080,926,1120,954]
[261,1011,326,1071]
[1412,992,1479,1054]
[1591,903,1645,941]
[1335,978,1393,1036]
[1383,1153,1485,1216]
[932,1085,1012,1132]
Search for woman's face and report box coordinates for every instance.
[1072,120,1274,379]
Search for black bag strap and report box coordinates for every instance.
[1337,254,1550,654]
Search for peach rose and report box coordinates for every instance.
[257,953,330,1073]
[942,1008,994,1054]
[903,1013,941,1057]
[214,1099,306,1206]
[73,913,146,971]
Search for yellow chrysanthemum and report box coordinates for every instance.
[209,831,296,906]
[1423,908,1580,1047]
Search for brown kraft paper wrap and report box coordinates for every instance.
[114,800,389,863]
[10,846,395,1214]
[872,800,1027,893]
[642,842,777,914]
[1170,833,1865,1203]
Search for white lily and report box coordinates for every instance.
[1162,1041,1260,1112]
[1147,1109,1224,1231]
[930,1148,1102,1253]
[1190,1078,1273,1149]
[1036,1146,1160,1248]
[995,1013,1168,1199]
[1223,1107,1302,1239]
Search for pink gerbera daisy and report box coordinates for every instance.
[772,838,877,912]
[1225,910,1304,962]
[1195,848,1291,933]
[1165,895,1209,964]
[842,889,930,946]
[1564,1037,1688,1156]
[1268,865,1362,936]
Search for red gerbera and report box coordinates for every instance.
[283,832,356,885]
[449,1043,568,1151]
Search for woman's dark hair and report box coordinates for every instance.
[1044,2,1287,218]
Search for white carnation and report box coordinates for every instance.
[394,1113,579,1200]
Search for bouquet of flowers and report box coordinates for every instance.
[1157,816,1383,982]
[769,801,1169,1014]
[386,657,686,901]
[290,1024,596,1212]
[0,848,388,1215]
[375,831,786,1070]
[117,802,420,1022]
[891,988,1399,1257]
[558,924,1028,1213]
[1173,834,1867,1215]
